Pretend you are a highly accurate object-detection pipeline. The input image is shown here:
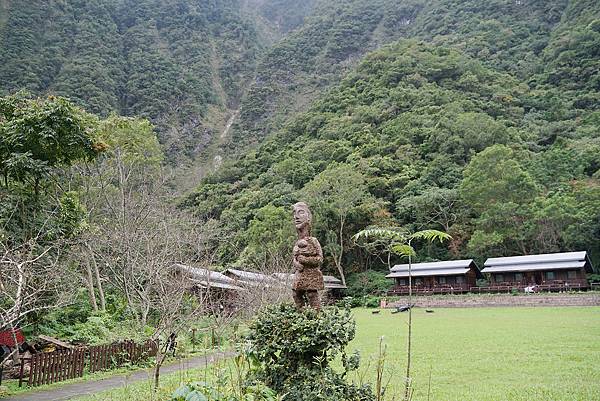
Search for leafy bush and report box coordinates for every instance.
[245,303,375,401]
[171,380,279,401]
[346,271,390,298]
[342,296,381,308]
[587,273,600,284]
[363,296,381,308]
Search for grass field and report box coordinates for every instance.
[73,306,600,401]
[348,307,600,401]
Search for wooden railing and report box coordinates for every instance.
[388,284,470,295]
[474,280,589,293]
[388,280,591,296]
[19,339,157,387]
[88,339,157,373]
[20,348,86,387]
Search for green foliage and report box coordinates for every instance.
[346,271,390,298]
[3,1,600,307]
[0,93,99,243]
[460,145,538,212]
[171,381,279,401]
[241,204,295,267]
[95,115,163,166]
[587,273,600,284]
[0,93,98,186]
[354,227,451,260]
[246,303,375,401]
[0,0,264,160]
[189,10,600,268]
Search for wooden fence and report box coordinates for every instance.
[20,348,86,387]
[19,340,157,387]
[88,340,157,373]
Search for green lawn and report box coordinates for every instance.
[348,307,600,401]
[71,306,600,401]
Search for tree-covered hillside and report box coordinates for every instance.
[186,30,600,276]
[6,0,595,167]
[230,0,591,148]
[0,0,287,161]
[2,0,599,277]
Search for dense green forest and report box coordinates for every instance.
[0,0,296,161]
[184,0,600,283]
[2,0,600,291]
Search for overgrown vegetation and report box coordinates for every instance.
[186,34,600,285]
[246,304,374,401]
[1,1,600,398]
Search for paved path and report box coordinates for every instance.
[2,351,233,401]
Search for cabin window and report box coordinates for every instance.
[515,273,523,282]
[455,276,465,284]
[438,276,446,284]
[495,274,504,283]
[398,279,407,286]
[545,271,555,280]
[567,270,577,279]
[414,278,423,285]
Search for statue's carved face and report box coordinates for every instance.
[293,202,312,230]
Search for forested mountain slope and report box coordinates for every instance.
[0,0,314,161]
[4,0,590,164]
[231,0,576,147]
[186,0,600,275]
[2,0,600,274]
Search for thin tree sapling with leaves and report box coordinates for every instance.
[353,227,451,401]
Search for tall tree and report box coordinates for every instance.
[460,145,539,255]
[301,163,374,285]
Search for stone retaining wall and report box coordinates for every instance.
[385,293,600,308]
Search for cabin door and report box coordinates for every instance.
[534,272,542,284]
[525,272,534,285]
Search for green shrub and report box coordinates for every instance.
[346,271,390,298]
[171,381,279,401]
[363,296,381,308]
[245,303,375,401]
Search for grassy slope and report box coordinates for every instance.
[350,307,600,401]
[69,307,600,401]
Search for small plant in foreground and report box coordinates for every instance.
[245,303,376,401]
[170,381,281,401]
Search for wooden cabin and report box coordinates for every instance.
[171,263,246,311]
[386,259,481,295]
[224,268,284,288]
[481,251,593,291]
[272,272,347,300]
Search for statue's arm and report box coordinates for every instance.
[297,254,322,267]
[297,237,323,267]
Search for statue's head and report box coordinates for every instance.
[292,202,312,231]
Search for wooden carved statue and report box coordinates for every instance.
[291,202,324,310]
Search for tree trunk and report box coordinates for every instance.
[404,244,413,401]
[84,259,98,311]
[9,322,20,364]
[90,252,106,311]
[337,216,346,286]
[153,344,164,389]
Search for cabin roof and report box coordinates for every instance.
[387,259,480,278]
[172,263,249,292]
[194,281,246,291]
[272,272,347,289]
[172,263,234,284]
[225,268,281,284]
[481,251,593,273]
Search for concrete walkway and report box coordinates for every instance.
[2,351,233,401]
